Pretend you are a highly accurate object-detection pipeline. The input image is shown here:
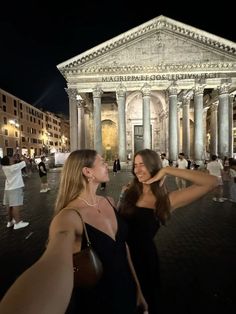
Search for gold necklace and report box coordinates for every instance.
[77,196,101,213]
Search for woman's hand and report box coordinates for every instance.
[144,168,166,186]
[137,289,148,313]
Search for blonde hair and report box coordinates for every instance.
[55,149,97,213]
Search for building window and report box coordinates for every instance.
[4,129,8,135]
[14,100,17,107]
[5,140,8,147]
[3,117,7,124]
[2,94,6,102]
[15,131,18,137]
[20,112,23,118]
[3,105,6,112]
[22,137,26,142]
[20,103,23,110]
[14,110,17,115]
[21,125,24,131]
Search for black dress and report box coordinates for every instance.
[124,206,161,314]
[66,208,137,314]
[113,159,121,173]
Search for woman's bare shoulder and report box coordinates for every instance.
[50,208,83,236]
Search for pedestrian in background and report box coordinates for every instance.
[38,156,50,193]
[113,154,121,175]
[175,153,188,189]
[1,156,29,230]
[160,153,169,168]
[206,154,224,202]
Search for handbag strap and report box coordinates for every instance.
[64,207,91,248]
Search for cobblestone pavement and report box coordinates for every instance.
[0,167,236,313]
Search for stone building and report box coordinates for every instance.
[57,15,236,163]
[0,88,70,157]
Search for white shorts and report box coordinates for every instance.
[217,176,223,186]
[3,188,24,207]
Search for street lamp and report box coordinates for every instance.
[9,119,20,154]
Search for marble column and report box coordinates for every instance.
[160,111,165,152]
[141,83,151,149]
[228,95,234,158]
[177,105,181,152]
[92,87,103,155]
[116,84,127,161]
[66,88,78,152]
[202,107,208,160]
[182,96,190,157]
[210,103,218,156]
[168,84,178,162]
[77,100,85,149]
[193,84,204,163]
[84,110,90,148]
[218,83,230,158]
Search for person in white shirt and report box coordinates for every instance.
[175,153,188,190]
[206,155,224,202]
[1,156,29,229]
[161,153,169,168]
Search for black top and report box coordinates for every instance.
[66,202,137,314]
[38,161,47,177]
[113,159,121,172]
[123,206,161,314]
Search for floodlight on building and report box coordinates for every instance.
[76,95,83,101]
[9,119,16,125]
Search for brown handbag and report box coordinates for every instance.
[72,209,103,288]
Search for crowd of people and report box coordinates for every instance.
[0,148,235,314]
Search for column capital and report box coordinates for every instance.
[76,94,85,108]
[116,83,126,98]
[92,86,103,98]
[210,102,218,112]
[65,88,78,102]
[141,83,151,97]
[218,82,231,95]
[168,82,178,96]
[194,84,205,96]
[229,94,235,103]
[182,96,191,106]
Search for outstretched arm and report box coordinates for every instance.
[0,209,83,314]
[145,166,218,211]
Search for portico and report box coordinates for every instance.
[58,15,236,162]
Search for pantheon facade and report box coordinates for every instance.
[57,15,236,163]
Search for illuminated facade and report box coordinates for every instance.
[0,89,70,157]
[58,15,236,162]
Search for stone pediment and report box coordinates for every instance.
[58,15,236,75]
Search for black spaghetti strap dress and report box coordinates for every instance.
[66,204,137,314]
[123,206,161,314]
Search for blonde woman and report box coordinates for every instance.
[52,149,147,314]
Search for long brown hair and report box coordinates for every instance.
[119,149,170,224]
[55,149,97,213]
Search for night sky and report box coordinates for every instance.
[1,0,235,116]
